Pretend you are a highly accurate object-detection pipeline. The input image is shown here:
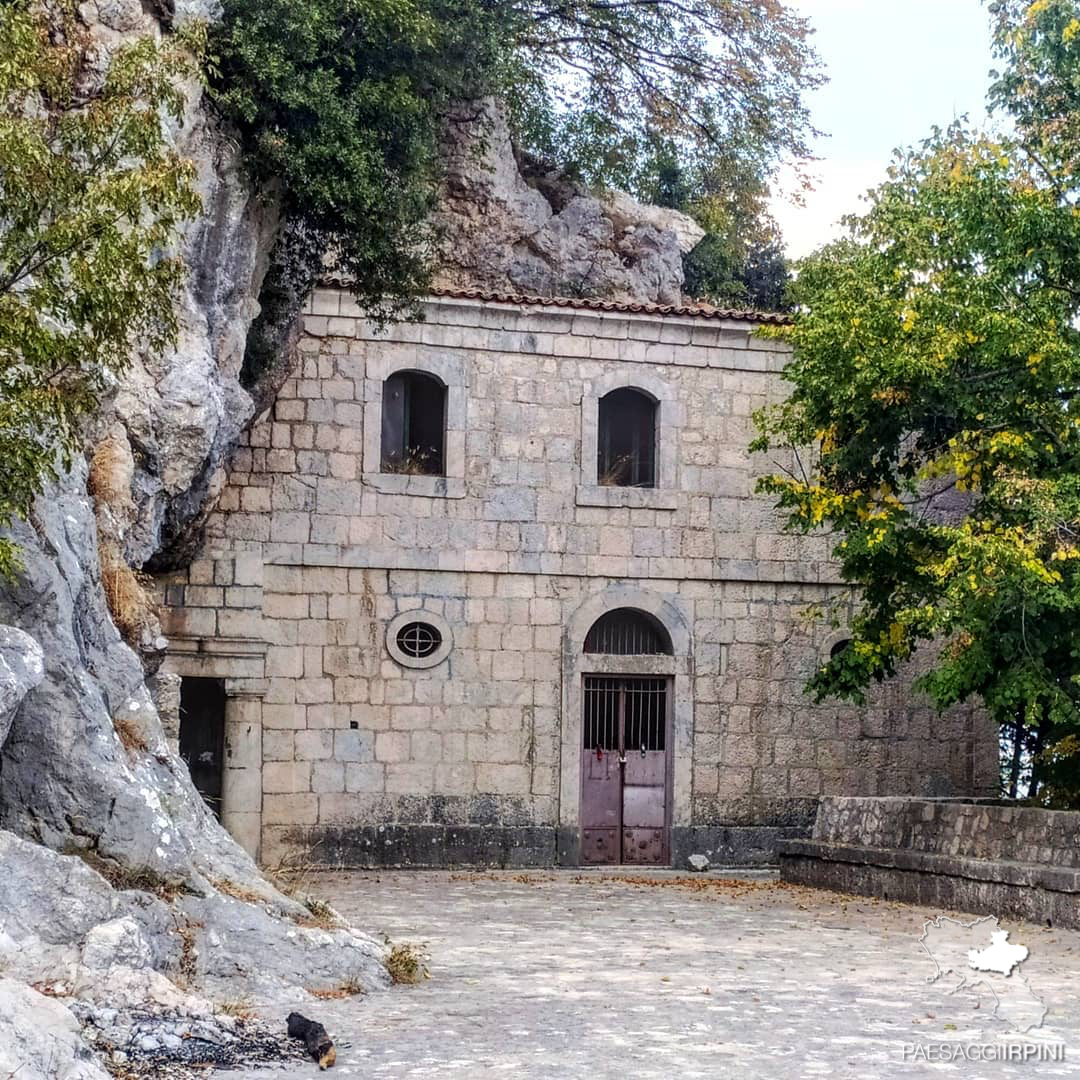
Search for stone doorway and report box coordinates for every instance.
[179,676,226,820]
[580,675,672,865]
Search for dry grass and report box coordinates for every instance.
[308,977,365,1000]
[88,431,135,512]
[265,844,346,929]
[598,453,633,486]
[213,878,269,905]
[216,997,256,1019]
[99,538,156,647]
[91,431,156,649]
[265,848,317,899]
[72,849,183,900]
[111,709,149,753]
[293,895,345,930]
[385,942,430,985]
[598,453,654,488]
[176,918,203,987]
[381,446,438,475]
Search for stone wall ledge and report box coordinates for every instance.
[780,838,1080,895]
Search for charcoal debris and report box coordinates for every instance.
[69,1002,309,1078]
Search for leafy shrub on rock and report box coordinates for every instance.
[0,2,200,578]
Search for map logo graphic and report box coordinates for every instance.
[918,915,1047,1033]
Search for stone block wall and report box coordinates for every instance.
[782,796,1080,928]
[812,795,1080,868]
[159,292,999,867]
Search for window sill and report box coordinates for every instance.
[575,485,678,510]
[364,473,466,499]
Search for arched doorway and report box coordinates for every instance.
[580,608,674,865]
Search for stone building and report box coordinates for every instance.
[158,287,998,869]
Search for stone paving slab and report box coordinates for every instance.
[243,869,1080,1079]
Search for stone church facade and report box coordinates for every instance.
[158,288,998,869]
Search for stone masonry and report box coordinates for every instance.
[158,289,999,868]
[782,796,1080,929]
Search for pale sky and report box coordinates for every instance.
[771,0,998,258]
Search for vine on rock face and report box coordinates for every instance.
[0,2,201,578]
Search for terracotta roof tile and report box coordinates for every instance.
[427,286,791,325]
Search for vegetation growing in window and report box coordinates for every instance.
[598,388,657,488]
[380,370,446,476]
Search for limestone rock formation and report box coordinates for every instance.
[0,831,387,1002]
[435,101,704,304]
[0,978,111,1080]
[0,625,43,749]
[0,2,387,1067]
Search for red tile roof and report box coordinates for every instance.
[428,286,792,325]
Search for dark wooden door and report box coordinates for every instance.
[580,676,670,865]
[179,677,226,820]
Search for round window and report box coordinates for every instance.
[396,621,442,659]
[385,610,452,669]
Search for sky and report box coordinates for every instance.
[771,0,1000,258]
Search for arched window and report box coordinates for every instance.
[597,387,657,488]
[380,370,446,476]
[830,638,852,660]
[584,608,673,655]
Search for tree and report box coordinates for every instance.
[0,2,200,578]
[504,0,823,193]
[210,0,505,334]
[636,137,791,310]
[752,112,1080,804]
[211,0,819,347]
[988,0,1080,173]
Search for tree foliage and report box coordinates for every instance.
[505,0,823,192]
[210,0,505,322]
[210,0,819,318]
[0,2,199,577]
[629,136,789,310]
[753,0,1080,805]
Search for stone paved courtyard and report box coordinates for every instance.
[246,870,1080,1079]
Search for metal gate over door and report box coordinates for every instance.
[581,676,670,864]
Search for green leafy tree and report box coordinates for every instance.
[751,39,1080,808]
[212,0,819,356]
[505,0,823,193]
[637,138,791,310]
[0,2,200,577]
[988,0,1080,172]
[210,0,504,333]
[755,128,1080,803]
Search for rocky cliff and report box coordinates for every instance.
[0,6,706,1075]
[0,3,388,1074]
[435,100,704,304]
